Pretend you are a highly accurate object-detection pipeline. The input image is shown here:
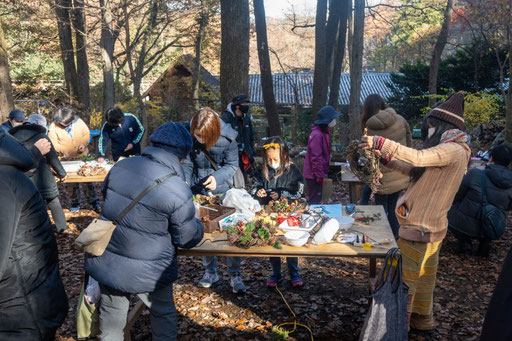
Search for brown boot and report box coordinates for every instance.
[410,313,435,331]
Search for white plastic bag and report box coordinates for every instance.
[312,218,340,245]
[222,188,262,221]
[84,277,101,305]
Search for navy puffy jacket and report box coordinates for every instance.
[182,120,239,195]
[85,146,204,294]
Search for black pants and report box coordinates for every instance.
[374,191,400,238]
[306,178,323,204]
[450,227,491,256]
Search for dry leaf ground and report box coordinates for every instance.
[53,181,511,341]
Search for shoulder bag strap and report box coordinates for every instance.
[481,169,488,205]
[202,148,235,189]
[113,172,176,225]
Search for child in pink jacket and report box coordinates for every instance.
[303,106,340,204]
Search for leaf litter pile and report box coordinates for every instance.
[53,181,511,341]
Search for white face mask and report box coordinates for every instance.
[12,122,23,127]
[428,127,436,139]
[328,119,337,128]
[269,163,280,170]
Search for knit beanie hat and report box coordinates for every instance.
[428,92,465,129]
[150,122,193,159]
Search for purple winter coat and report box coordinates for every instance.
[303,125,330,180]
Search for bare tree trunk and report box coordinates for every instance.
[100,0,115,113]
[325,0,341,86]
[0,22,14,122]
[192,8,207,111]
[55,0,79,102]
[72,0,90,119]
[428,0,453,107]
[328,0,349,108]
[347,0,353,68]
[220,0,250,109]
[254,0,281,137]
[311,0,328,120]
[348,0,364,140]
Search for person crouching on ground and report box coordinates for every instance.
[48,106,100,212]
[448,143,512,257]
[303,105,340,204]
[250,137,305,288]
[10,114,68,233]
[85,122,204,341]
[359,92,471,331]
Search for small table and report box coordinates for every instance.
[341,170,365,204]
[61,173,107,183]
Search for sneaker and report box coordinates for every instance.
[198,272,219,288]
[230,276,247,294]
[266,273,282,288]
[70,206,80,213]
[290,273,303,287]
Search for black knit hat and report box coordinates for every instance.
[231,94,250,105]
[428,92,465,129]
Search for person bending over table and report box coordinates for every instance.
[182,107,247,294]
[48,106,99,212]
[359,92,470,331]
[250,137,305,288]
[97,107,144,162]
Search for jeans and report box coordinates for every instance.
[46,197,67,232]
[360,185,372,205]
[203,256,242,277]
[67,183,99,207]
[306,178,323,204]
[269,257,299,276]
[99,283,176,341]
[374,191,400,238]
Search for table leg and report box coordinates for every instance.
[124,299,146,341]
[369,257,377,278]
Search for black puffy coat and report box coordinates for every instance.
[85,146,204,294]
[0,131,68,340]
[221,103,255,158]
[10,123,67,200]
[448,164,512,239]
[182,120,239,195]
[250,164,305,205]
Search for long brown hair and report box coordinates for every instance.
[262,137,292,181]
[361,94,388,132]
[190,107,221,151]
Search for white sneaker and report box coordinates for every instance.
[198,272,219,288]
[230,276,246,294]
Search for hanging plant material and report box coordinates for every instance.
[226,220,280,249]
[347,140,382,193]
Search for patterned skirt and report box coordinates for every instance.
[397,238,442,323]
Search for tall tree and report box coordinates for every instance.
[0,21,14,122]
[428,0,454,107]
[220,0,250,109]
[328,0,349,108]
[348,0,364,140]
[254,0,281,136]
[100,0,115,112]
[71,0,90,114]
[192,4,208,110]
[55,0,79,101]
[311,0,328,120]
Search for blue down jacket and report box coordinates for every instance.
[85,146,204,294]
[0,131,68,340]
[182,120,239,195]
